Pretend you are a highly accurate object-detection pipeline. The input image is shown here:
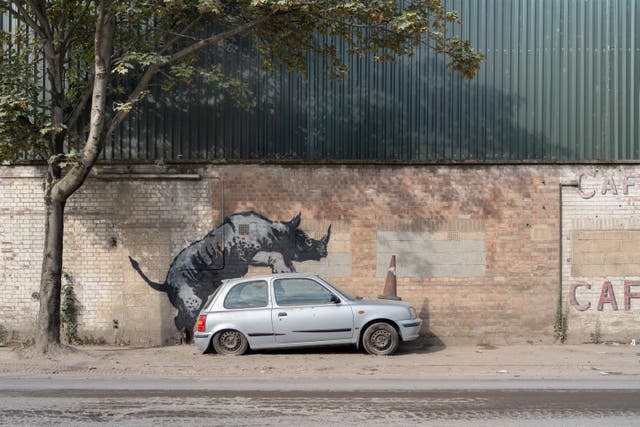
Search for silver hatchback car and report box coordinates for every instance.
[194,273,422,355]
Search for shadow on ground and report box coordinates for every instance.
[232,335,446,357]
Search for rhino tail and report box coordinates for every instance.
[128,256,169,293]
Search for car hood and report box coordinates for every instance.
[352,297,410,308]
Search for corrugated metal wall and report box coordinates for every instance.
[325,0,640,162]
[3,1,640,162]
[443,0,640,162]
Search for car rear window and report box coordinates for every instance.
[224,280,269,309]
[202,285,223,310]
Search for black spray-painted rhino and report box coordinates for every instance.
[129,211,331,342]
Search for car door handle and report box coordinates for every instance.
[278,312,287,317]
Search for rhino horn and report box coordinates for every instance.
[322,224,332,244]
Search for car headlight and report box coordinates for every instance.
[409,307,417,319]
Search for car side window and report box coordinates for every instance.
[224,280,269,309]
[274,278,335,306]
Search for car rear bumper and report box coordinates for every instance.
[193,332,212,353]
[398,318,422,341]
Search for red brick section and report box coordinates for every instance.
[218,164,560,344]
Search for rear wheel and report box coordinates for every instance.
[212,330,248,355]
[362,322,399,355]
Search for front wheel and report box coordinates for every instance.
[212,330,248,355]
[362,322,399,355]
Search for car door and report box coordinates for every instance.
[221,280,275,348]
[271,277,354,344]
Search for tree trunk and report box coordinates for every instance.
[34,1,115,353]
[36,182,66,353]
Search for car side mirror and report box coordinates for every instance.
[330,294,341,304]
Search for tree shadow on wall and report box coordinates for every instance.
[305,53,569,162]
[107,43,573,162]
[106,36,307,161]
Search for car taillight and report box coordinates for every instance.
[196,315,206,332]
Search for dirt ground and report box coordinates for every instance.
[1,340,639,381]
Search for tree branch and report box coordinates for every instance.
[158,15,204,55]
[0,1,47,39]
[66,73,95,139]
[55,0,114,200]
[55,0,68,49]
[62,0,93,47]
[24,0,53,41]
[106,14,273,137]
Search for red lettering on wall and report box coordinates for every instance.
[622,174,638,195]
[600,176,618,195]
[576,172,640,197]
[569,281,591,311]
[577,173,596,199]
[596,280,619,311]
[624,280,640,311]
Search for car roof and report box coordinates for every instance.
[223,272,320,286]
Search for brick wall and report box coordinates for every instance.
[1,163,639,345]
[562,169,640,343]
[0,168,44,341]
[0,166,216,345]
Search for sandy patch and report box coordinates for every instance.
[1,342,639,381]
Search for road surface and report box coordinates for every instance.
[1,378,639,426]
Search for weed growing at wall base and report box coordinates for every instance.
[554,299,569,343]
[590,319,602,344]
[79,335,107,345]
[61,273,81,345]
[0,324,7,344]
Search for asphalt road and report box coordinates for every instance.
[1,378,640,426]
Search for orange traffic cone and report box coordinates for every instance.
[379,255,401,300]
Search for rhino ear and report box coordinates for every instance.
[287,211,302,229]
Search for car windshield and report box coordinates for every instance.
[317,276,356,301]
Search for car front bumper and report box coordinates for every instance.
[193,332,212,353]
[398,318,422,341]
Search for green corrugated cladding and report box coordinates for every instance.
[3,1,640,162]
